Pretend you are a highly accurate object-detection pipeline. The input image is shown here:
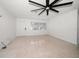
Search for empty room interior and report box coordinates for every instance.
[0,0,79,58]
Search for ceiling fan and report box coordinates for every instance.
[29,0,73,16]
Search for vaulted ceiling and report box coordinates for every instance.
[0,0,78,20]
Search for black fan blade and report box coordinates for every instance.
[50,0,60,6]
[46,9,49,15]
[39,8,46,15]
[52,1,73,7]
[31,8,44,12]
[29,0,46,7]
[50,8,59,13]
[46,0,49,6]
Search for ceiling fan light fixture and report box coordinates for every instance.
[29,0,73,16]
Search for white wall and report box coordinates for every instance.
[47,9,77,45]
[16,18,47,36]
[0,6,16,49]
[77,8,79,45]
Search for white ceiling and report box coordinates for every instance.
[0,0,78,20]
